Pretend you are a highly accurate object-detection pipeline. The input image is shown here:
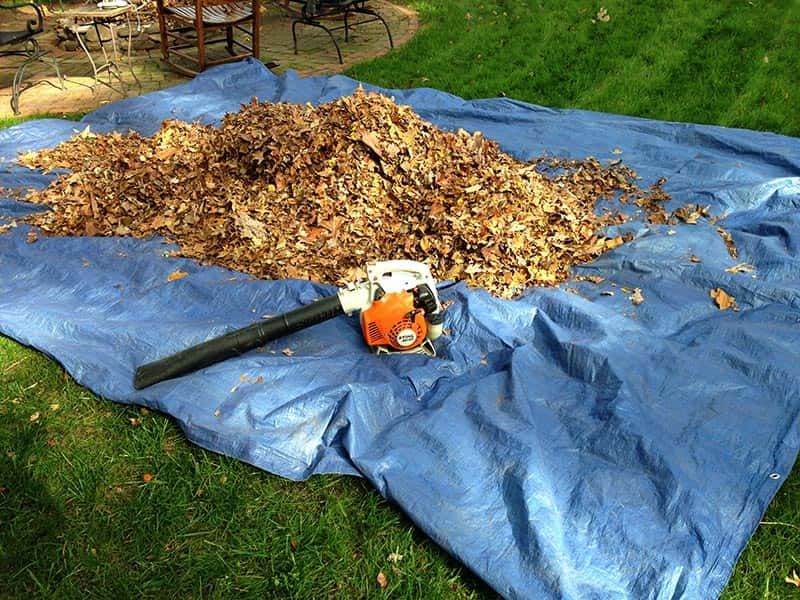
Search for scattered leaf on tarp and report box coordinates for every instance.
[26,230,38,243]
[629,288,644,305]
[716,227,739,258]
[578,275,605,284]
[213,409,221,417]
[725,262,755,274]
[611,148,623,155]
[786,569,800,588]
[671,204,710,225]
[710,287,737,310]
[29,411,40,422]
[167,270,188,282]
[141,472,153,482]
[281,348,295,356]
[600,290,615,296]
[376,572,388,589]
[690,255,702,263]
[16,90,671,299]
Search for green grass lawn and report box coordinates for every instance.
[2,1,800,598]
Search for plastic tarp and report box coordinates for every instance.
[1,60,799,599]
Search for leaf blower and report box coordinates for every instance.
[133,260,444,389]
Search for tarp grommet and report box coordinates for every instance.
[769,473,781,480]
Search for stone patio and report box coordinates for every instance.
[0,0,417,118]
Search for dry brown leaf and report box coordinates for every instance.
[376,571,388,589]
[29,411,40,422]
[716,227,738,258]
[142,472,153,482]
[128,417,141,426]
[786,569,800,588]
[725,263,755,274]
[690,255,702,263]
[167,270,188,282]
[629,288,644,305]
[16,91,670,299]
[710,288,737,310]
[281,348,295,356]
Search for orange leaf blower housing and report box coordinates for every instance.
[360,290,428,351]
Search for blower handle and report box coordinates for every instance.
[133,294,344,390]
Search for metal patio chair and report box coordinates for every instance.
[0,1,64,115]
[285,0,392,64]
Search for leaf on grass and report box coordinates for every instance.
[786,569,800,588]
[290,538,299,551]
[725,263,755,274]
[594,6,610,22]
[376,571,388,589]
[142,472,153,482]
[29,411,40,422]
[167,270,188,282]
[49,403,60,411]
[128,417,141,426]
[710,288,736,310]
[46,438,57,447]
[388,551,404,563]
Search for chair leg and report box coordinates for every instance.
[292,20,343,64]
[352,7,393,49]
[158,10,169,61]
[344,9,349,42]
[291,19,299,54]
[226,25,234,55]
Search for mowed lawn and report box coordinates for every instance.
[2,1,800,598]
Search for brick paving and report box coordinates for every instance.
[0,0,417,118]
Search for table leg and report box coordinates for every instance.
[126,10,141,88]
[73,21,99,93]
[107,20,126,93]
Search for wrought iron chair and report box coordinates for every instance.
[285,0,392,64]
[0,2,64,115]
[155,0,260,76]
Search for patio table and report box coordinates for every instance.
[53,3,141,96]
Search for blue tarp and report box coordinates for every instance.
[1,59,799,599]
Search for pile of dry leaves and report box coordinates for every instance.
[14,89,670,297]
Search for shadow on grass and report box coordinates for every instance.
[0,412,65,596]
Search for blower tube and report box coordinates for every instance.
[133,294,344,390]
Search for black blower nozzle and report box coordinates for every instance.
[134,294,344,390]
